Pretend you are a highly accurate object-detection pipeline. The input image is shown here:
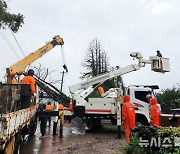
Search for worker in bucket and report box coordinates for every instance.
[122,94,136,143]
[156,50,162,57]
[20,69,36,109]
[149,98,160,126]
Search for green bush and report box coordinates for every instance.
[157,86,180,113]
[158,127,180,154]
[125,132,146,154]
[124,126,180,154]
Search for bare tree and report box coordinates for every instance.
[32,64,61,85]
[81,39,125,98]
[81,38,109,79]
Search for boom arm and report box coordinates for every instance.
[69,52,170,106]
[6,35,64,84]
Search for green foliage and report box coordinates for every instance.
[0,0,24,32]
[157,87,180,102]
[125,126,180,154]
[157,86,180,113]
[158,127,180,154]
[125,132,146,154]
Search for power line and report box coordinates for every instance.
[9,29,26,57]
[0,30,20,59]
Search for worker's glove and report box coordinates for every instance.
[33,93,37,97]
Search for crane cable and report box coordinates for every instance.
[61,46,68,72]
[0,30,20,59]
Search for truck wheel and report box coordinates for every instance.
[29,117,37,135]
[84,119,94,132]
[13,134,22,154]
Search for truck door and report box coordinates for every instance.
[129,88,152,124]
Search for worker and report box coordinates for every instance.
[122,94,136,143]
[39,104,47,139]
[98,86,105,97]
[149,98,160,126]
[146,91,152,102]
[52,101,59,135]
[156,50,162,57]
[20,69,36,109]
[58,103,64,111]
[58,103,65,137]
[46,102,54,127]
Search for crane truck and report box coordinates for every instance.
[0,35,64,154]
[69,52,170,131]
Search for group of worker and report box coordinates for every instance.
[122,93,160,143]
[19,68,66,139]
[22,68,161,142]
[38,101,65,139]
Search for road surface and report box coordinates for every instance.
[20,122,125,154]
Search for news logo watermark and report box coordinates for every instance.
[139,137,180,147]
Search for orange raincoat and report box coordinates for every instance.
[122,94,136,142]
[150,98,160,126]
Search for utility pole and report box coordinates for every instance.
[60,71,65,91]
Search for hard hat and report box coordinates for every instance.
[28,69,34,76]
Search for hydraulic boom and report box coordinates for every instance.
[6,35,64,84]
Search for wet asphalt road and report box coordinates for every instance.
[20,122,125,154]
[20,122,73,154]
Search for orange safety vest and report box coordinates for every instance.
[58,104,64,110]
[21,76,36,93]
[46,104,54,110]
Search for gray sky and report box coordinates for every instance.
[1,0,180,94]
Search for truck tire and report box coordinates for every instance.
[84,119,95,132]
[13,134,22,154]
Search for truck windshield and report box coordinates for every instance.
[134,91,151,103]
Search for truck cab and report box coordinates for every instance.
[128,85,159,125]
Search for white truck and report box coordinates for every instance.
[0,35,64,154]
[69,52,170,131]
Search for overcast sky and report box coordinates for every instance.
[1,0,180,95]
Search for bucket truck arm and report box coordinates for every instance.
[6,35,64,84]
[69,52,170,106]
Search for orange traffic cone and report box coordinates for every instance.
[68,99,73,111]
